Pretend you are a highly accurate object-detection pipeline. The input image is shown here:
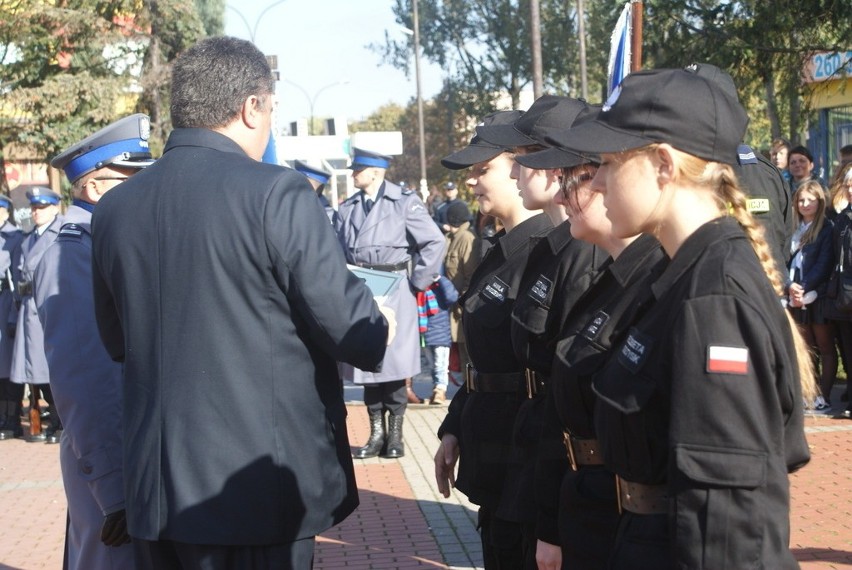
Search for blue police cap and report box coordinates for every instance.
[294,160,331,185]
[349,148,391,171]
[26,186,61,206]
[50,114,155,183]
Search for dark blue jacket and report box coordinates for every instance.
[787,220,834,296]
[422,275,458,347]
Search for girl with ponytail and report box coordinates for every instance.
[546,67,812,569]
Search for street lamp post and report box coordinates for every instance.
[399,1,428,200]
[283,80,350,136]
[225,1,287,44]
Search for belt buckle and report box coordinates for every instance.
[525,369,535,399]
[563,432,578,471]
[465,363,474,392]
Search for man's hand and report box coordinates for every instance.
[536,539,562,570]
[379,306,397,346]
[434,434,459,498]
[101,509,131,546]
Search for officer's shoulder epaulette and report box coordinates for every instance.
[57,223,89,241]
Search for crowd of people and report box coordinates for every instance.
[1,34,851,570]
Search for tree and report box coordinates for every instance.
[0,1,212,193]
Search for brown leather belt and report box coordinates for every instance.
[562,433,604,470]
[464,364,522,393]
[616,477,668,515]
[524,368,547,398]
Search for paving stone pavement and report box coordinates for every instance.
[0,382,849,569]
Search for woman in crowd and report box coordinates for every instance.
[546,67,814,569]
[475,95,605,568]
[826,163,852,419]
[434,109,552,568]
[787,180,835,413]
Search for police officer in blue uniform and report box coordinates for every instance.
[34,113,154,569]
[11,186,64,442]
[0,194,23,440]
[336,148,446,458]
[294,160,336,224]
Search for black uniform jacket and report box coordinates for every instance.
[437,213,552,509]
[535,234,667,544]
[500,221,604,523]
[593,217,810,569]
[91,128,387,545]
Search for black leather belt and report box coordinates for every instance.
[355,261,409,272]
[562,432,604,470]
[525,369,547,398]
[616,477,669,515]
[464,364,523,393]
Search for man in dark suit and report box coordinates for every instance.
[90,36,392,569]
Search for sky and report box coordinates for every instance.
[223,0,446,133]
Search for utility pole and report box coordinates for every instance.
[577,0,588,100]
[530,0,543,98]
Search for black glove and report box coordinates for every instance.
[101,509,131,546]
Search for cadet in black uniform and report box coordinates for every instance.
[475,96,606,569]
[515,140,667,569]
[434,110,553,569]
[547,67,813,569]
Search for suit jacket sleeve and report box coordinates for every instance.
[265,177,387,370]
[91,220,125,362]
[405,195,447,291]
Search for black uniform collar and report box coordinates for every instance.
[650,217,742,300]
[495,213,552,259]
[610,233,665,287]
[543,220,575,254]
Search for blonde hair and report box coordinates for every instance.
[829,162,852,213]
[675,151,818,402]
[792,180,828,247]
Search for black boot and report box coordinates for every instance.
[353,410,385,459]
[383,415,405,458]
[0,400,22,440]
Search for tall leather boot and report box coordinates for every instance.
[353,410,385,459]
[383,415,405,458]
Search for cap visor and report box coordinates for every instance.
[441,144,505,170]
[111,158,155,170]
[516,147,595,169]
[544,120,654,157]
[475,123,537,149]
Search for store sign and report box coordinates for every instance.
[804,51,852,84]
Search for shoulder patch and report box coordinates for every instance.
[527,275,552,307]
[616,327,653,373]
[706,345,749,375]
[581,310,610,342]
[481,276,510,304]
[57,223,87,240]
[746,198,770,214]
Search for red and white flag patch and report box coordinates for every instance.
[706,345,749,375]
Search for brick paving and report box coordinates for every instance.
[0,382,849,569]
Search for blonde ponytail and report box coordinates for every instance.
[710,162,818,402]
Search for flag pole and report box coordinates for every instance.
[630,1,643,72]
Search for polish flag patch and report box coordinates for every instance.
[706,345,749,375]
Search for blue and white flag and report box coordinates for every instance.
[607,3,632,97]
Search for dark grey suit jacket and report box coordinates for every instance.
[92,128,387,545]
